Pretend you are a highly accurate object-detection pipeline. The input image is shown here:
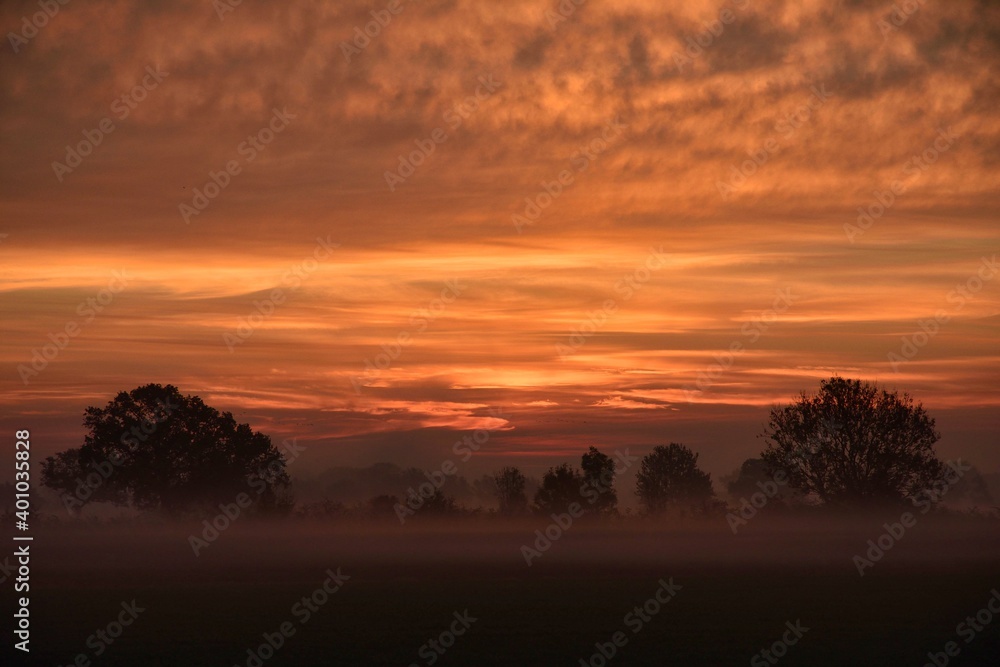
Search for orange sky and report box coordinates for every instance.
[1,0,998,481]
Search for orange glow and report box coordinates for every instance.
[1,0,998,478]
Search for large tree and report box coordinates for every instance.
[42,384,292,514]
[635,443,714,515]
[759,377,944,507]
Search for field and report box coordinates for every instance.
[28,516,1000,666]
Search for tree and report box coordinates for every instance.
[581,447,618,515]
[533,463,584,514]
[635,443,713,515]
[493,466,528,516]
[759,377,944,508]
[41,384,292,515]
[421,489,459,516]
[726,458,799,506]
[945,464,994,508]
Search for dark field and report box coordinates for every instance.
[27,517,1000,666]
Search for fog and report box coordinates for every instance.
[36,513,1000,584]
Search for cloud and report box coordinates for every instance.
[593,395,669,410]
[1,0,998,477]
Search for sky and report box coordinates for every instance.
[1,0,998,484]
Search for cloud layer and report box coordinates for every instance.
[1,0,998,478]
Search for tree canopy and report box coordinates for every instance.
[635,443,714,515]
[759,377,944,507]
[42,384,292,514]
[533,463,584,515]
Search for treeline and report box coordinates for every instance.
[291,443,996,524]
[35,378,1000,521]
[315,444,719,522]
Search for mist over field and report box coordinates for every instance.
[21,516,1000,666]
[37,513,1000,574]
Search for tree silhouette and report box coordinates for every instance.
[421,489,459,516]
[581,446,618,515]
[492,466,528,516]
[726,458,798,506]
[41,384,292,515]
[533,463,584,514]
[945,463,994,508]
[635,443,713,515]
[759,377,944,507]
